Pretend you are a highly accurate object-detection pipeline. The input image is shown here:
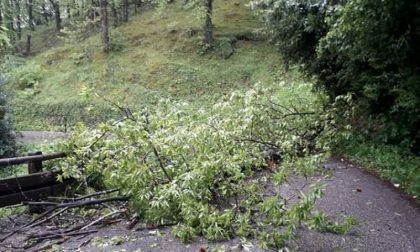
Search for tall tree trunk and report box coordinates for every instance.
[66,5,71,18]
[111,3,118,27]
[25,34,31,55]
[0,0,3,27]
[203,0,213,46]
[100,0,110,52]
[4,0,14,43]
[49,0,61,32]
[122,0,128,22]
[26,0,34,55]
[15,0,22,40]
[27,0,34,31]
[41,3,49,25]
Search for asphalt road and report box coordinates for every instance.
[58,158,420,251]
[16,131,67,144]
[1,158,419,251]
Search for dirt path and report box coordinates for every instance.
[16,131,67,144]
[1,158,419,251]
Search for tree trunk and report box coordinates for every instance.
[203,0,213,46]
[100,0,110,52]
[4,0,15,43]
[122,0,128,22]
[0,0,3,27]
[25,0,34,56]
[25,34,31,55]
[49,0,61,32]
[111,3,118,27]
[15,0,22,40]
[27,0,34,31]
[41,3,49,25]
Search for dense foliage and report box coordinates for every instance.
[0,76,15,158]
[338,135,420,196]
[0,30,15,157]
[62,82,354,249]
[250,0,329,70]
[253,0,420,154]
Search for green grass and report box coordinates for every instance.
[8,0,286,130]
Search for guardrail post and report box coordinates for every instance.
[28,151,43,174]
[27,151,44,213]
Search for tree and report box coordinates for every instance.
[122,0,128,22]
[3,0,15,43]
[0,0,3,27]
[49,0,61,32]
[100,0,110,52]
[253,0,420,152]
[26,0,35,55]
[0,30,15,158]
[41,1,50,25]
[314,0,420,151]
[0,83,15,158]
[158,0,215,47]
[203,0,213,46]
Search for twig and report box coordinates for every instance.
[144,114,172,182]
[22,196,128,209]
[27,237,69,252]
[33,230,98,241]
[47,188,119,202]
[81,210,124,230]
[27,207,70,229]
[237,138,280,149]
[0,196,128,242]
[0,207,56,242]
[78,237,93,248]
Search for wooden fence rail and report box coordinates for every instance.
[0,152,68,208]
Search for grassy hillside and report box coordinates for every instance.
[8,0,296,131]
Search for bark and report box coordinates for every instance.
[122,0,128,22]
[25,34,31,55]
[49,0,61,32]
[203,0,214,46]
[25,0,34,55]
[4,0,14,42]
[89,0,98,20]
[111,3,118,27]
[66,5,71,18]
[100,0,110,52]
[41,3,49,25]
[134,0,143,13]
[27,0,34,31]
[15,0,22,40]
[0,0,3,27]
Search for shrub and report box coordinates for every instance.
[109,30,126,52]
[10,63,43,90]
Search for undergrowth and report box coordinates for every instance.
[4,0,283,131]
[61,82,354,249]
[337,136,420,197]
